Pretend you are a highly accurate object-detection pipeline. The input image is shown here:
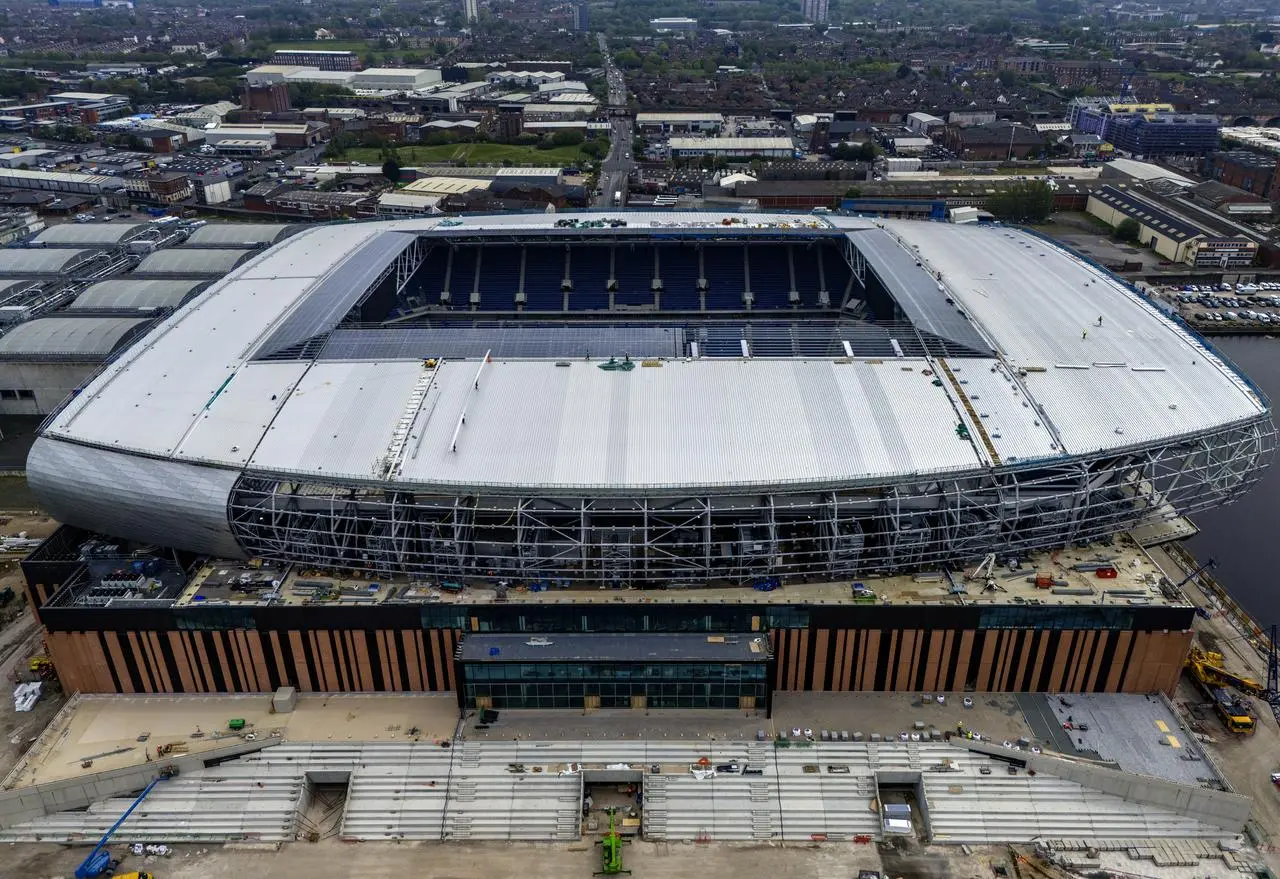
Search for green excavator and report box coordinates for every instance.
[594,808,631,876]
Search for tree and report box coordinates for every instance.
[382,157,402,184]
[550,129,584,147]
[1115,218,1140,243]
[896,63,912,79]
[985,181,1055,223]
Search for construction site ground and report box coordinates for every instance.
[5,692,462,787]
[1146,543,1280,873]
[0,607,66,785]
[0,835,1261,879]
[464,691,1033,745]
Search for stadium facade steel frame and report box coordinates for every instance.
[226,414,1274,585]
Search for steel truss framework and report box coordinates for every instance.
[225,415,1274,585]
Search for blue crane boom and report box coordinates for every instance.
[75,776,166,879]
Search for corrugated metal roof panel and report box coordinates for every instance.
[252,231,418,359]
[183,224,293,248]
[846,228,992,354]
[42,223,385,457]
[0,248,102,275]
[0,315,148,357]
[389,358,982,490]
[885,220,1265,454]
[32,223,144,247]
[942,359,1062,465]
[174,361,313,466]
[133,248,251,276]
[69,279,204,312]
[247,360,428,479]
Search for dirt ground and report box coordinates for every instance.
[0,605,66,784]
[1147,544,1280,871]
[0,836,905,879]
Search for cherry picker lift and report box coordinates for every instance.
[594,808,631,876]
[75,769,174,878]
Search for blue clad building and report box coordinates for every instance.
[1107,113,1221,158]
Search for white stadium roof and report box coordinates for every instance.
[34,213,1266,498]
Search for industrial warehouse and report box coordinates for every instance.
[0,210,1272,868]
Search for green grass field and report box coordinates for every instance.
[336,142,598,168]
[269,40,370,53]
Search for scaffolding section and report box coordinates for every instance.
[227,415,1272,585]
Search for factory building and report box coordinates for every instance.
[1087,185,1258,267]
[66,279,206,314]
[132,248,255,278]
[636,113,724,134]
[269,49,361,71]
[0,316,151,414]
[668,136,795,158]
[351,68,442,92]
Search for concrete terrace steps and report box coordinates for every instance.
[0,771,305,844]
[443,774,581,841]
[0,739,1242,847]
[339,765,449,840]
[921,760,1234,844]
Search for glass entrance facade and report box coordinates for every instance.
[456,632,773,711]
[462,660,768,709]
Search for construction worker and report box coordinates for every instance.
[1082,329,1088,340]
[1096,315,1103,326]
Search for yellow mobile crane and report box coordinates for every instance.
[1185,648,1260,735]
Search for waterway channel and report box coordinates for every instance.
[1186,334,1280,625]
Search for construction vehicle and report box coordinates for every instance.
[28,656,52,674]
[1185,647,1257,734]
[75,777,168,878]
[965,554,1004,593]
[1186,647,1267,697]
[594,808,630,876]
[110,873,154,879]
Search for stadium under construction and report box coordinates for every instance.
[16,212,1274,707]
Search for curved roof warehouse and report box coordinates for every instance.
[25,213,1274,583]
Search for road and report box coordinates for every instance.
[595,32,634,208]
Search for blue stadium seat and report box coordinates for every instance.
[748,245,794,309]
[567,245,611,310]
[696,322,748,356]
[476,245,521,310]
[657,246,701,310]
[702,245,747,310]
[444,247,478,302]
[413,245,451,303]
[523,246,565,311]
[823,247,854,305]
[614,245,655,307]
[792,245,823,306]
